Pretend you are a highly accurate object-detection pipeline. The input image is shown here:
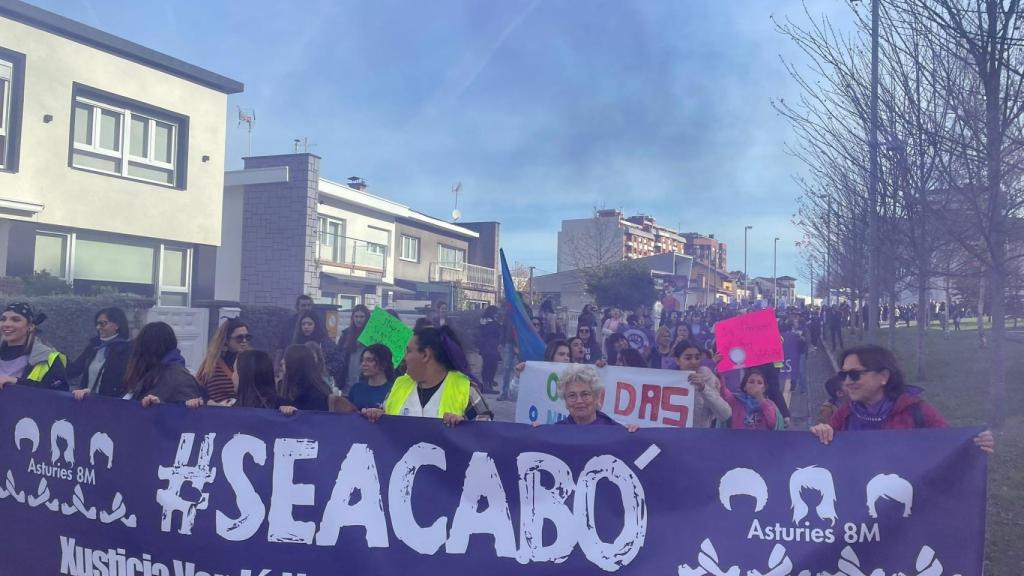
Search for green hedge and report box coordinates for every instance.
[237,305,294,352]
[6,295,155,356]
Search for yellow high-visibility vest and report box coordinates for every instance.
[383,371,471,418]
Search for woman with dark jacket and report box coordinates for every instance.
[576,325,601,364]
[80,322,201,406]
[477,306,501,393]
[0,302,67,391]
[576,304,598,331]
[336,305,370,392]
[292,312,343,390]
[67,307,132,397]
[279,344,332,412]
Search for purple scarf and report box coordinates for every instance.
[847,398,896,430]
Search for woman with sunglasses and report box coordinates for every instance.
[810,344,994,452]
[576,325,601,364]
[66,307,131,397]
[196,318,251,403]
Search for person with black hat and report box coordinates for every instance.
[0,302,68,390]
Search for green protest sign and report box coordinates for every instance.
[357,307,413,368]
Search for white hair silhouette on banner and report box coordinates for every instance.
[788,466,837,526]
[14,417,39,452]
[866,473,913,518]
[49,419,74,466]
[718,468,768,513]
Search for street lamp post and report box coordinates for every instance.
[773,237,779,307]
[744,225,753,302]
[867,0,881,341]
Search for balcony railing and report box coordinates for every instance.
[429,261,497,290]
[317,232,388,274]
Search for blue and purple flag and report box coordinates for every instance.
[500,248,546,361]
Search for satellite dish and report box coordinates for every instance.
[452,208,462,221]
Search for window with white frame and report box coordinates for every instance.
[32,231,191,306]
[400,235,420,262]
[0,58,11,169]
[318,216,346,263]
[438,244,465,269]
[158,245,191,306]
[33,232,70,281]
[71,91,182,186]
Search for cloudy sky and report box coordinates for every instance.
[38,0,856,286]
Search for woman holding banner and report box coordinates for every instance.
[810,344,994,452]
[674,340,732,427]
[348,344,396,410]
[549,364,638,431]
[279,344,331,412]
[362,325,492,426]
[0,303,67,391]
[117,322,201,406]
[196,318,250,403]
[293,312,344,391]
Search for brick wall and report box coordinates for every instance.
[240,154,321,307]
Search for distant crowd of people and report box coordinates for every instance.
[0,295,992,452]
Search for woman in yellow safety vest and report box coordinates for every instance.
[362,325,492,427]
[0,302,68,391]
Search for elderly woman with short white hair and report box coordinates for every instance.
[553,364,638,431]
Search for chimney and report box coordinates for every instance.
[347,176,368,191]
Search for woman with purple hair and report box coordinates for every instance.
[362,325,492,427]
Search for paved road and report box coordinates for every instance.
[788,344,836,430]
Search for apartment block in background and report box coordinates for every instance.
[221,153,499,310]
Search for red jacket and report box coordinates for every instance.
[831,392,948,430]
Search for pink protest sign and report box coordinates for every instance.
[713,308,783,372]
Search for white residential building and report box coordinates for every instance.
[0,1,243,307]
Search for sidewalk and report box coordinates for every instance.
[787,340,838,430]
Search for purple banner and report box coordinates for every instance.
[0,386,986,576]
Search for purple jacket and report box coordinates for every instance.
[555,411,622,427]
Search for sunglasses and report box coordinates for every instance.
[232,334,254,343]
[838,368,876,382]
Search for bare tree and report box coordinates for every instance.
[558,209,624,272]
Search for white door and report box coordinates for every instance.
[146,307,209,374]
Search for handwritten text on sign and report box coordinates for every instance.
[713,308,784,372]
[357,307,413,368]
[515,362,695,428]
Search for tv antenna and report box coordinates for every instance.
[451,182,463,221]
[293,137,315,153]
[237,107,255,157]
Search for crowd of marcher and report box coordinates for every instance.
[0,295,993,452]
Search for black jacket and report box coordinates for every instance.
[130,364,202,404]
[66,337,132,397]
